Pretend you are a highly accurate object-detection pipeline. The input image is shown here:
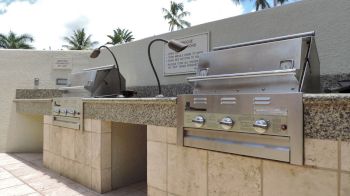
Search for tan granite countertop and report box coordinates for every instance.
[83,97,177,127]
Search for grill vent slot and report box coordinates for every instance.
[220,97,237,105]
[254,97,271,105]
[194,97,207,105]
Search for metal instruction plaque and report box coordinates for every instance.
[164,32,209,76]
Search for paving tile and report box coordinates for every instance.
[18,170,45,182]
[0,177,23,189]
[0,157,21,166]
[9,166,40,177]
[26,193,42,196]
[0,169,13,180]
[26,175,67,192]
[0,153,147,196]
[1,162,27,171]
[13,153,42,162]
[0,184,36,195]
[42,183,90,196]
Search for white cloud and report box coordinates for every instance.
[0,0,243,50]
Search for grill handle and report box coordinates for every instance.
[187,69,297,82]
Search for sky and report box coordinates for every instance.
[0,0,296,50]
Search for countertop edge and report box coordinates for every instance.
[13,98,53,103]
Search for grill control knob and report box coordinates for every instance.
[67,109,76,116]
[192,115,205,127]
[253,119,269,134]
[53,108,60,114]
[219,117,234,130]
[60,109,67,115]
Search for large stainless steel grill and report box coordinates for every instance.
[52,65,126,130]
[177,32,320,165]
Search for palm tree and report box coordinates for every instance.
[232,0,288,11]
[0,31,34,49]
[63,28,98,50]
[162,1,191,31]
[106,28,134,45]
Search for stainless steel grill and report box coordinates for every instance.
[52,65,126,130]
[177,32,320,165]
[59,65,126,98]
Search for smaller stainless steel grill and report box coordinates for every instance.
[177,32,320,165]
[53,65,126,130]
[59,65,126,98]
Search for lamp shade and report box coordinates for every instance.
[90,49,101,58]
[167,40,188,52]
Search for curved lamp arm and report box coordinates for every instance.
[147,39,168,97]
[147,38,188,97]
[97,45,120,69]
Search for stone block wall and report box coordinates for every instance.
[42,116,112,193]
[147,125,350,196]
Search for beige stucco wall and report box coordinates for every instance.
[0,50,108,152]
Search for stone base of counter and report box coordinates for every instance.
[147,125,350,196]
[43,116,112,193]
[42,116,147,193]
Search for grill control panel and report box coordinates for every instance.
[177,93,303,165]
[185,112,288,136]
[52,98,82,130]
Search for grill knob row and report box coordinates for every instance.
[191,116,271,133]
[54,108,78,116]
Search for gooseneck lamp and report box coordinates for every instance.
[147,39,188,97]
[90,45,124,98]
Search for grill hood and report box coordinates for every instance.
[188,32,320,94]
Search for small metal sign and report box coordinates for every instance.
[52,57,72,70]
[164,32,209,76]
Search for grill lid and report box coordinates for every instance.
[188,32,320,94]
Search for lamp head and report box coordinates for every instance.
[167,40,188,52]
[90,48,101,58]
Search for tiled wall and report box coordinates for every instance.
[147,125,350,196]
[42,116,112,193]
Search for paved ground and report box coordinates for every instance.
[0,153,146,196]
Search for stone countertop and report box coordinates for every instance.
[303,93,350,141]
[16,89,62,99]
[303,93,350,104]
[83,97,177,127]
[13,94,350,141]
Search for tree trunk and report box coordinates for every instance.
[273,0,277,7]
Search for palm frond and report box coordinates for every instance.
[162,1,191,32]
[0,31,34,49]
